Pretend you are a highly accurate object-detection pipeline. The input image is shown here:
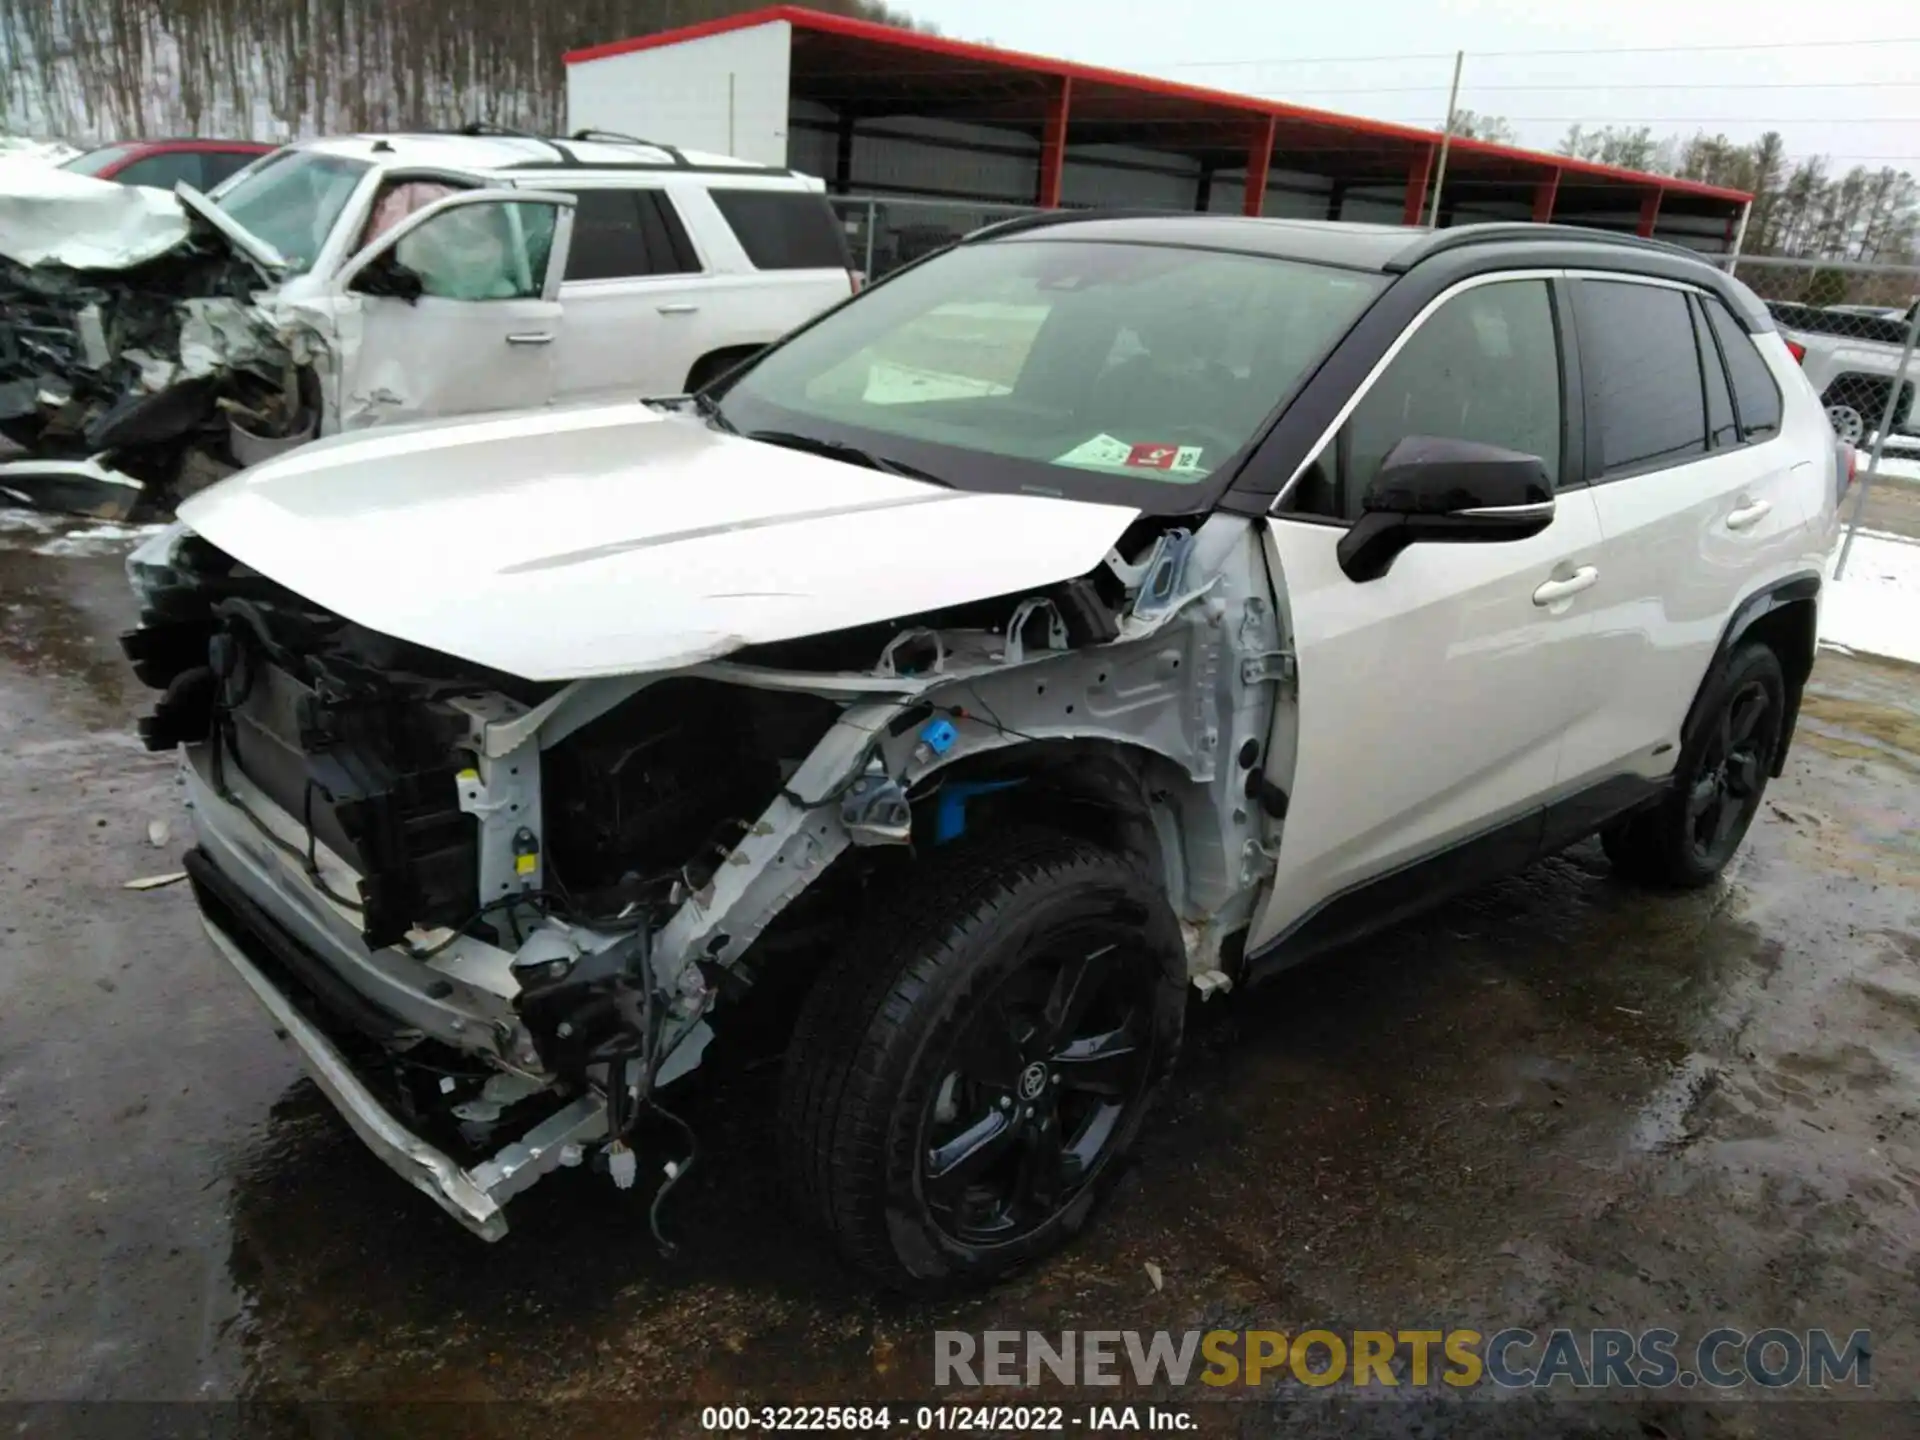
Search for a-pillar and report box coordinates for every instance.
[1037,77,1072,208]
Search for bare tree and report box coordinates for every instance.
[1562,123,1918,264]
[1450,109,1517,145]
[0,0,925,142]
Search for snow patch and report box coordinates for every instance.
[1823,529,1920,666]
[4,517,169,556]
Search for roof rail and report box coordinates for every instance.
[962,206,1192,245]
[1387,222,1709,272]
[452,121,579,165]
[568,128,691,166]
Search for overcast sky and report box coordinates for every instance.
[907,0,1920,173]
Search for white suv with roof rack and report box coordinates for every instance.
[0,127,857,510]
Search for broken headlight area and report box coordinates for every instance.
[121,546,850,1226]
[1,216,313,517]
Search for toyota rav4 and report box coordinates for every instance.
[121,216,1845,1291]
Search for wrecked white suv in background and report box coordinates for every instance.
[122,216,1840,1291]
[1,129,854,515]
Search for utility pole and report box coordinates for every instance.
[1427,49,1464,229]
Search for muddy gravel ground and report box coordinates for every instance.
[0,508,1916,1439]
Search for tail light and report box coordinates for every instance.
[1786,339,1807,364]
[848,269,864,294]
[1838,441,1858,502]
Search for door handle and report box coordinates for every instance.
[656,303,699,315]
[1532,566,1599,606]
[505,332,553,346]
[1725,499,1772,531]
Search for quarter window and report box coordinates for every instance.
[710,189,851,271]
[1292,278,1562,521]
[1579,279,1707,476]
[1692,297,1741,449]
[1701,295,1784,441]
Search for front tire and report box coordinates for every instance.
[778,829,1185,1292]
[1603,641,1786,887]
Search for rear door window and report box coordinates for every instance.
[1576,279,1707,477]
[1701,296,1784,441]
[560,188,698,280]
[710,189,851,271]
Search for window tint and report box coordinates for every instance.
[1692,298,1740,448]
[1581,280,1706,475]
[650,192,701,272]
[563,190,652,280]
[1301,279,1561,520]
[113,151,207,191]
[391,200,557,301]
[559,189,697,279]
[1702,296,1784,441]
[710,189,850,270]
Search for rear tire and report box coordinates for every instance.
[1603,642,1786,887]
[777,828,1185,1293]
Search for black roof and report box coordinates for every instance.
[965,211,1769,329]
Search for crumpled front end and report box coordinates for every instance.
[121,501,1288,1240]
[1,172,317,517]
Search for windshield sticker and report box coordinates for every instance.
[1053,434,1205,474]
[1125,441,1203,472]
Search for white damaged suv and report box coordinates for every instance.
[122,217,1843,1290]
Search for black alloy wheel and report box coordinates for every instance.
[1603,641,1787,887]
[919,933,1158,1249]
[1684,676,1775,870]
[779,828,1186,1291]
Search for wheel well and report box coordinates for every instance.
[1738,596,1817,776]
[685,345,765,393]
[909,741,1175,883]
[713,743,1174,1058]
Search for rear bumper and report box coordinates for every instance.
[192,857,606,1240]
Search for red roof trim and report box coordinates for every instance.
[564,5,1750,205]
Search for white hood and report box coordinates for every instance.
[0,166,190,268]
[179,402,1141,681]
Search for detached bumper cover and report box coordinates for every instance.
[187,848,605,1240]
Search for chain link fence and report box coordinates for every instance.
[1721,254,1920,576]
[829,195,1042,282]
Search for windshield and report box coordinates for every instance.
[716,237,1385,502]
[61,144,140,177]
[213,149,372,275]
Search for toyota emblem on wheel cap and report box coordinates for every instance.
[1019,1063,1048,1101]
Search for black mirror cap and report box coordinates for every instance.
[1338,436,1556,583]
[1363,435,1553,516]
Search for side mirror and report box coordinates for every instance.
[1336,435,1555,582]
[349,254,424,303]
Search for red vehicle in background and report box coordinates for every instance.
[60,139,273,192]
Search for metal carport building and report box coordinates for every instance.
[566,5,1750,252]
